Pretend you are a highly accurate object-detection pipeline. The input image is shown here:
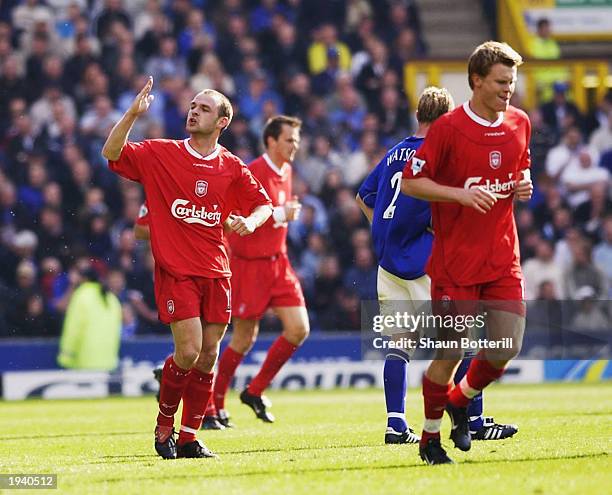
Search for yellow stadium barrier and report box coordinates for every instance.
[403,59,611,112]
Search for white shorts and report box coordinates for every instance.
[377,267,431,338]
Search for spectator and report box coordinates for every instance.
[589,109,612,155]
[57,265,122,370]
[190,53,235,97]
[565,239,608,300]
[355,37,389,108]
[177,8,215,72]
[540,82,583,138]
[95,0,131,43]
[344,247,378,301]
[585,89,612,137]
[528,108,557,176]
[144,35,188,81]
[344,131,380,187]
[570,286,610,332]
[530,18,560,59]
[8,290,58,337]
[522,238,565,300]
[298,135,343,194]
[238,70,283,120]
[307,23,351,76]
[530,18,568,102]
[574,182,612,239]
[375,85,411,142]
[593,215,612,296]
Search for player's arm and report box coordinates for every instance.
[356,161,381,224]
[275,196,302,223]
[228,205,272,236]
[102,76,154,161]
[401,177,497,214]
[514,169,533,202]
[134,223,150,240]
[227,162,273,236]
[514,119,534,202]
[355,193,374,223]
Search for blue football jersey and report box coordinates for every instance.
[358,136,432,280]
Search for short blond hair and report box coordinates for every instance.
[416,86,455,124]
[467,41,523,89]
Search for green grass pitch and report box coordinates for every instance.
[2,382,611,494]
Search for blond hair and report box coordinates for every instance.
[467,41,523,90]
[416,86,455,124]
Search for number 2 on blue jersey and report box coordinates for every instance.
[382,171,403,219]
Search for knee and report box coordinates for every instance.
[174,345,200,369]
[486,341,522,363]
[283,322,310,346]
[196,347,219,372]
[232,330,257,354]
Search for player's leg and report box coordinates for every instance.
[214,256,270,423]
[454,356,484,432]
[155,317,202,459]
[383,337,420,444]
[212,317,260,425]
[201,397,224,430]
[420,283,474,464]
[419,357,461,464]
[455,355,519,440]
[378,268,424,444]
[241,305,309,422]
[447,281,525,448]
[450,307,525,405]
[175,320,226,458]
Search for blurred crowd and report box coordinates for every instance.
[0,0,610,339]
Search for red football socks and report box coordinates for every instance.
[247,336,297,396]
[420,375,452,447]
[178,368,214,445]
[156,356,190,427]
[213,346,245,410]
[204,397,217,417]
[449,353,505,408]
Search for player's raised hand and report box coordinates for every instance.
[284,196,302,222]
[514,170,533,202]
[127,76,154,117]
[458,187,497,214]
[228,214,258,236]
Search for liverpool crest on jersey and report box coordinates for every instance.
[195,180,208,197]
[489,151,502,169]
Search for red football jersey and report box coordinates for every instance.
[402,103,531,286]
[135,201,149,226]
[109,139,271,278]
[229,154,292,258]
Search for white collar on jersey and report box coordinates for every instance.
[183,138,221,160]
[463,101,504,127]
[263,153,287,176]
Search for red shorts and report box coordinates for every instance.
[231,253,305,320]
[155,265,232,324]
[431,275,525,316]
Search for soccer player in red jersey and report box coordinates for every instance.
[102,78,273,460]
[401,41,534,464]
[212,115,309,425]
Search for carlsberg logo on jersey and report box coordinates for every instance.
[171,199,222,226]
[464,174,517,199]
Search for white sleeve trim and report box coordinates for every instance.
[272,206,287,223]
